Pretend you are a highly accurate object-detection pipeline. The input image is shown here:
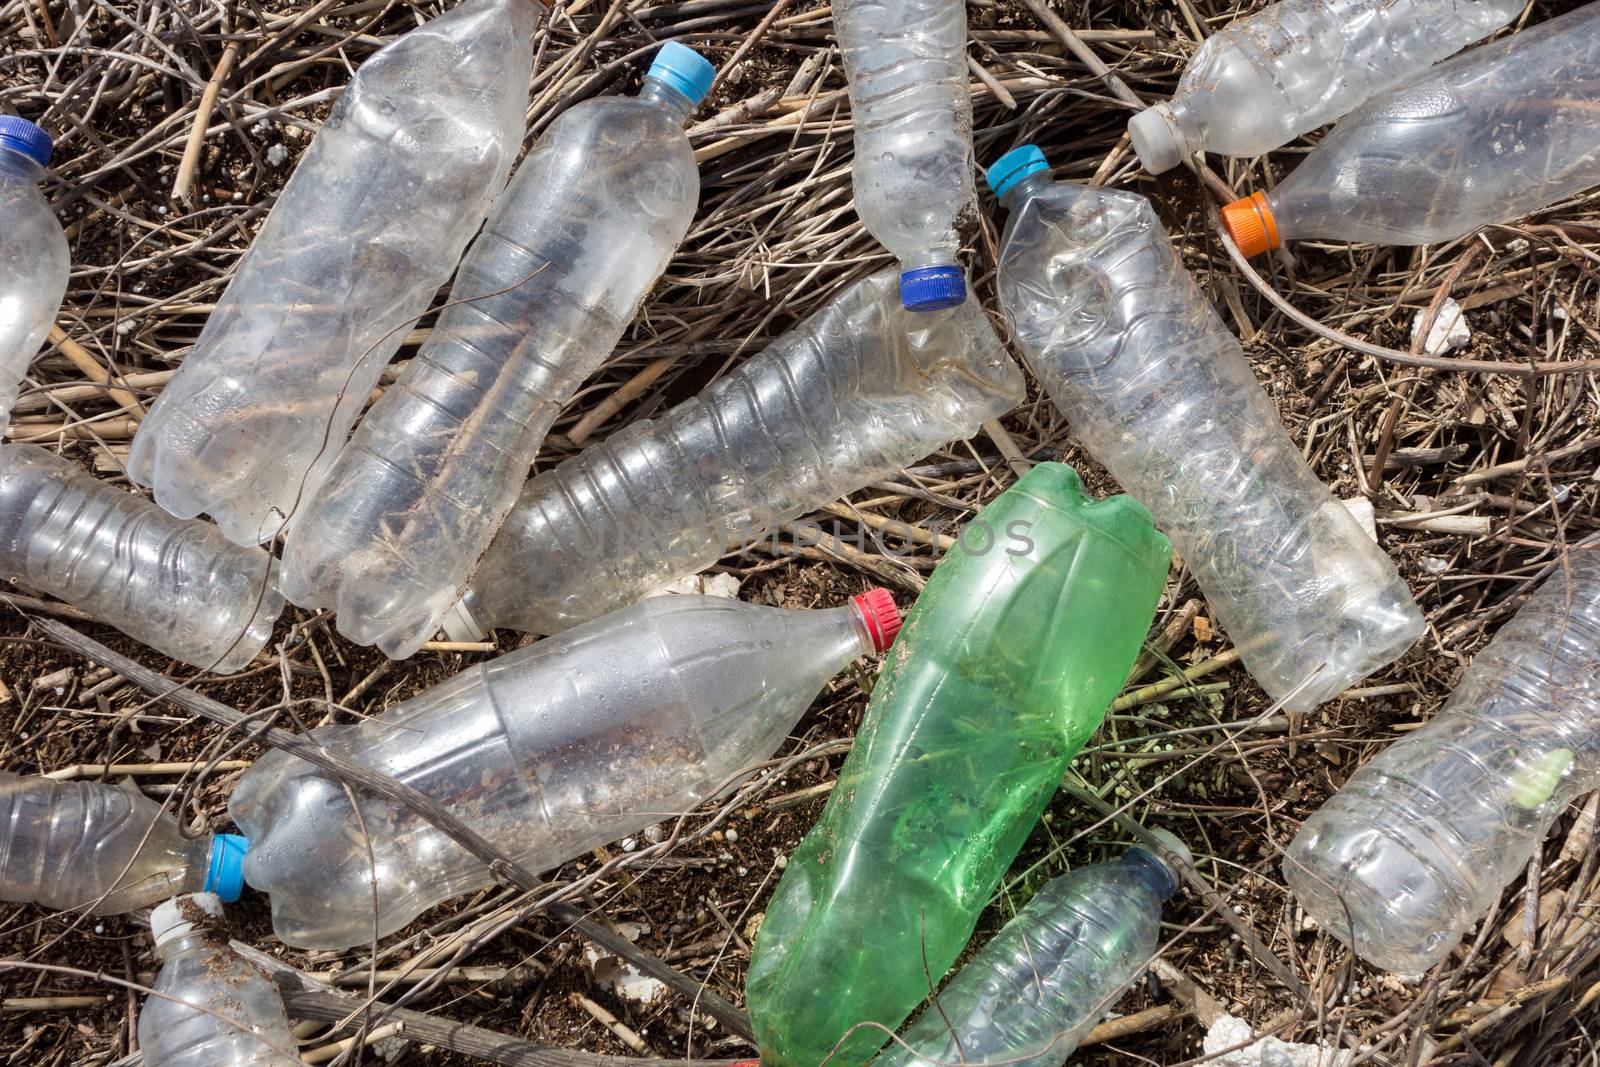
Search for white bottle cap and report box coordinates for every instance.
[438,597,488,643]
[150,892,224,949]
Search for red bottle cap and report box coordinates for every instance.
[851,587,901,653]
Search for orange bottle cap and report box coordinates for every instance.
[1221,191,1281,258]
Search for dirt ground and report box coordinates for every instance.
[2,0,1598,1064]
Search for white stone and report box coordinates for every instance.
[1410,298,1471,355]
[1204,1014,1354,1067]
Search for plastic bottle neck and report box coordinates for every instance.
[156,929,220,962]
[999,170,1052,213]
[639,77,697,123]
[1123,846,1182,901]
[0,148,43,183]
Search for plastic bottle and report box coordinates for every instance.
[0,772,245,915]
[1129,0,1522,174]
[441,267,1024,642]
[836,0,975,311]
[139,893,299,1067]
[0,445,283,672]
[229,590,900,950]
[745,464,1171,1067]
[127,0,535,546]
[986,147,1422,712]
[0,117,69,435]
[875,834,1190,1067]
[277,45,714,660]
[1220,4,1600,255]
[1285,546,1600,974]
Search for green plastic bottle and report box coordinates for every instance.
[745,463,1171,1067]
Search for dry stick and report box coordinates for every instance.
[44,326,144,416]
[1217,227,1600,377]
[171,41,239,204]
[32,618,754,1042]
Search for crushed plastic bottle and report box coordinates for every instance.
[1285,545,1599,974]
[279,43,714,659]
[0,445,283,672]
[230,590,900,949]
[745,464,1171,1067]
[0,118,68,435]
[1221,4,1600,254]
[836,0,975,311]
[0,772,245,915]
[987,147,1423,712]
[1129,0,1522,174]
[442,268,1023,641]
[875,833,1190,1067]
[140,893,298,1067]
[127,0,535,546]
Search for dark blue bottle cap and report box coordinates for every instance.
[899,265,966,312]
[0,117,52,168]
[204,833,248,903]
[647,42,715,108]
[985,144,1049,199]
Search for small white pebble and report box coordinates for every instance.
[775,855,788,869]
[265,143,289,167]
[724,829,738,843]
[93,924,104,934]
[621,837,637,853]
[737,866,748,876]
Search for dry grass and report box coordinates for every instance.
[2,0,1599,1064]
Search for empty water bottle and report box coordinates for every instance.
[1129,0,1521,174]
[0,445,282,671]
[0,117,69,435]
[837,0,975,311]
[441,268,1023,642]
[746,464,1171,1067]
[1221,4,1600,255]
[0,772,245,915]
[140,893,299,1067]
[230,590,899,949]
[279,44,714,660]
[1286,545,1600,974]
[876,834,1189,1067]
[986,147,1422,712]
[128,0,535,546]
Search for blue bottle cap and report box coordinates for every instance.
[647,42,715,108]
[204,833,248,903]
[985,144,1049,199]
[0,116,52,168]
[899,265,966,313]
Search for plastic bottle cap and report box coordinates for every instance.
[647,42,715,108]
[150,892,224,949]
[438,597,489,643]
[0,116,52,168]
[984,144,1049,199]
[1221,191,1280,258]
[1127,105,1185,175]
[204,833,248,903]
[851,587,901,653]
[899,265,966,312]
[1133,828,1192,900]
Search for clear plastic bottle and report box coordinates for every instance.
[1129,0,1522,174]
[1220,4,1600,255]
[441,268,1023,642]
[127,0,535,546]
[836,0,975,311]
[229,590,900,949]
[875,834,1189,1067]
[986,147,1423,713]
[278,45,714,660]
[139,893,299,1067]
[0,118,69,435]
[0,445,283,672]
[1285,546,1600,974]
[746,464,1171,1067]
[0,772,245,915]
